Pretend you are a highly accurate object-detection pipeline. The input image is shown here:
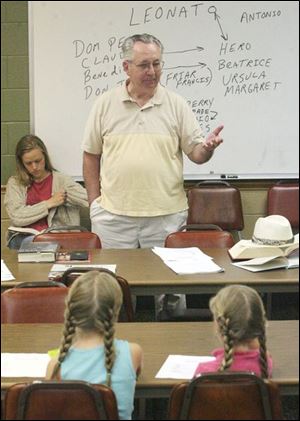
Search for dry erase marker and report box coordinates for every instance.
[227,175,238,179]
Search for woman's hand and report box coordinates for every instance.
[46,190,67,209]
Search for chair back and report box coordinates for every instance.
[179,223,223,231]
[267,182,299,230]
[60,268,135,322]
[165,230,235,249]
[1,286,68,323]
[4,381,119,420]
[187,181,244,240]
[168,372,282,420]
[33,226,101,249]
[15,280,66,288]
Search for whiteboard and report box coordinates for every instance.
[29,1,299,180]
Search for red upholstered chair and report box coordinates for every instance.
[33,226,101,249]
[187,181,244,241]
[4,381,119,420]
[162,226,234,322]
[267,182,299,232]
[266,182,299,317]
[168,372,282,420]
[165,229,235,249]
[1,283,68,323]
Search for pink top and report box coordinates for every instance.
[26,173,53,231]
[194,348,273,378]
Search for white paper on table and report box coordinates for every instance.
[152,247,212,261]
[1,353,50,377]
[152,247,224,274]
[1,259,15,281]
[155,354,216,379]
[164,259,224,274]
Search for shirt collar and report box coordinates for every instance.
[121,80,164,107]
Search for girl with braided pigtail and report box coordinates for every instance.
[46,270,143,420]
[194,285,273,378]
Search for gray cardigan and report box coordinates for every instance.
[4,171,88,228]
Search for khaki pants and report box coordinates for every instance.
[90,202,187,316]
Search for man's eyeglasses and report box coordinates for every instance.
[127,60,164,71]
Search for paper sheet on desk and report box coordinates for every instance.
[1,353,50,377]
[155,355,216,379]
[152,247,224,274]
[152,247,212,261]
[1,259,15,281]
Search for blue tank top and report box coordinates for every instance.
[60,339,136,420]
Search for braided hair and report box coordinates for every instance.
[51,270,122,386]
[209,285,269,378]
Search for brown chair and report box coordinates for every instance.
[266,181,299,317]
[4,381,119,420]
[165,229,235,249]
[187,181,244,241]
[267,182,299,232]
[60,267,135,322]
[1,283,68,323]
[168,372,283,420]
[33,226,101,249]
[161,226,234,322]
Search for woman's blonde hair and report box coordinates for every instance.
[15,134,55,186]
[52,270,123,386]
[209,285,269,378]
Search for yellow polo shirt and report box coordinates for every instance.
[82,83,205,216]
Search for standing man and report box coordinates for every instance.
[82,34,223,318]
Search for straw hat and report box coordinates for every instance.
[252,215,295,246]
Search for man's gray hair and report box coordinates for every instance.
[122,34,164,60]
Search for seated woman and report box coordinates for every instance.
[4,134,88,249]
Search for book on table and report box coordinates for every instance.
[232,253,299,272]
[18,242,60,263]
[8,226,44,236]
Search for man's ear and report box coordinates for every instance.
[122,60,129,75]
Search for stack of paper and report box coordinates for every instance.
[152,247,224,274]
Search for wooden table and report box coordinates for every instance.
[2,248,299,296]
[1,321,299,396]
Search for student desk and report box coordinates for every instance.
[1,248,299,296]
[1,321,299,396]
